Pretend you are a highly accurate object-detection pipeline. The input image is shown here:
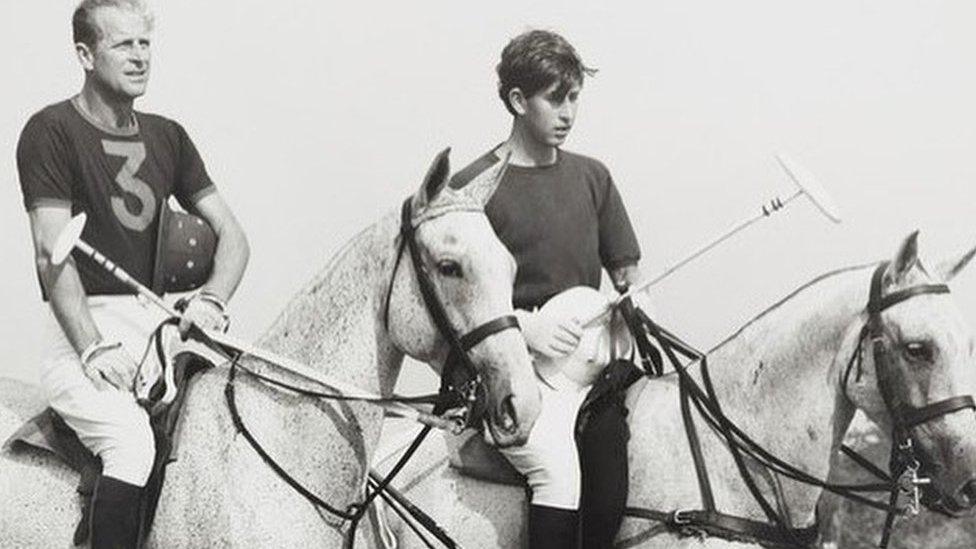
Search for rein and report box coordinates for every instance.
[622,262,973,548]
[219,196,520,548]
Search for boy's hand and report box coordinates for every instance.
[517,309,583,358]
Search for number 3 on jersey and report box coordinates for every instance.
[102,140,156,231]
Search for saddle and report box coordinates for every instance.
[2,351,210,546]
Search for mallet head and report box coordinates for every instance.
[775,152,843,224]
[51,213,87,265]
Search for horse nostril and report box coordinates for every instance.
[498,395,518,433]
[960,479,976,508]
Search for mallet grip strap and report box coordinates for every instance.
[79,339,122,368]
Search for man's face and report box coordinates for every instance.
[518,80,582,148]
[81,7,152,100]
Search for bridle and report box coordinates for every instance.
[843,261,974,435]
[384,196,522,420]
[622,261,975,549]
[840,261,975,546]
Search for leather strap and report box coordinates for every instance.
[624,506,819,548]
[458,315,519,351]
[898,395,976,429]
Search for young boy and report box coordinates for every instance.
[450,29,642,549]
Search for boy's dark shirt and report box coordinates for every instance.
[451,148,640,309]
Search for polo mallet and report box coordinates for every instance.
[582,152,842,327]
[51,214,454,429]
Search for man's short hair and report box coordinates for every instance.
[496,29,597,116]
[72,0,154,48]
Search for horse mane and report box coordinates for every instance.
[705,261,879,355]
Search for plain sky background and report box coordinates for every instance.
[2,1,975,394]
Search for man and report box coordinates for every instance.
[16,1,249,547]
[450,29,642,549]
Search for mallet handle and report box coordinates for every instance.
[71,237,435,424]
[581,189,803,328]
[74,238,180,317]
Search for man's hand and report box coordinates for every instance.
[83,342,139,392]
[178,293,229,337]
[517,309,583,358]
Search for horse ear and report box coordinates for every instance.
[464,151,512,206]
[413,147,452,212]
[936,245,976,282]
[888,230,920,283]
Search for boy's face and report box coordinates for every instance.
[517,80,581,148]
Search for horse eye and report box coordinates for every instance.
[436,260,463,278]
[903,341,934,363]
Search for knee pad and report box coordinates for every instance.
[99,421,155,487]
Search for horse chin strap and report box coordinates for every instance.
[841,261,975,547]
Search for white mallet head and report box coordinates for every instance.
[775,152,843,224]
[51,213,88,265]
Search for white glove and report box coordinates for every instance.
[516,309,583,358]
[82,341,139,392]
[178,292,229,337]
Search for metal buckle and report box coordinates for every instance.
[672,509,692,525]
[898,460,930,516]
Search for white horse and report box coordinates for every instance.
[0,149,541,548]
[381,233,976,548]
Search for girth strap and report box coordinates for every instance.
[623,507,819,548]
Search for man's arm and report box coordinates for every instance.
[29,207,139,390]
[29,206,100,354]
[192,191,249,303]
[177,191,249,335]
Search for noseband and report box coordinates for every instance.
[384,197,520,420]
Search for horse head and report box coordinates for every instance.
[844,231,976,516]
[386,148,541,447]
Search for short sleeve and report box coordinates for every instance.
[16,114,74,211]
[597,171,641,269]
[172,122,216,209]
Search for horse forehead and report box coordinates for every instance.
[417,209,496,247]
[886,294,970,343]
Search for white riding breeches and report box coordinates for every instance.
[40,296,164,487]
[497,371,591,510]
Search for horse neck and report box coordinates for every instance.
[258,209,404,398]
[699,265,871,522]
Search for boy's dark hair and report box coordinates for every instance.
[496,29,597,116]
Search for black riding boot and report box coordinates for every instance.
[90,475,143,549]
[578,387,631,548]
[529,504,579,549]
